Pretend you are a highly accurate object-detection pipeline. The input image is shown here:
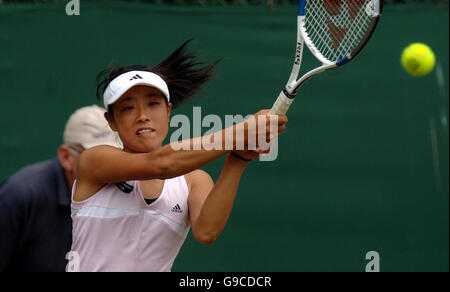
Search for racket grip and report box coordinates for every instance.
[270,90,295,115]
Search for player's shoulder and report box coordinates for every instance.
[184,169,213,190]
[78,145,122,167]
[81,144,121,156]
[185,169,211,180]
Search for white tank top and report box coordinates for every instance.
[70,176,190,272]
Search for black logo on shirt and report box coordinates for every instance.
[116,182,133,194]
[171,204,182,213]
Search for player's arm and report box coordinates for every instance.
[77,111,283,184]
[75,111,287,201]
[74,135,228,201]
[76,120,244,185]
[186,154,249,245]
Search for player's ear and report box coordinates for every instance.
[105,112,118,132]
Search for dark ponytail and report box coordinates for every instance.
[96,39,221,110]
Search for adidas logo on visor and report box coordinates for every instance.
[129,74,143,81]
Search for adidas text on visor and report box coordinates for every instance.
[103,71,170,108]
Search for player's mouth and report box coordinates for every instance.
[136,127,155,136]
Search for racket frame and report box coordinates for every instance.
[270,0,383,115]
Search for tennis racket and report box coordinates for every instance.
[270,0,383,115]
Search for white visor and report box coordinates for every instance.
[103,70,170,108]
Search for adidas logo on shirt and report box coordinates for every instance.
[171,204,182,213]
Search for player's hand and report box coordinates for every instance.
[231,150,261,161]
[233,110,287,157]
[252,109,288,147]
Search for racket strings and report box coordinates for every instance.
[308,7,336,56]
[303,0,374,62]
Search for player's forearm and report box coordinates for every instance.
[192,154,248,244]
[84,126,243,183]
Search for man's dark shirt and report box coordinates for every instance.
[0,158,72,272]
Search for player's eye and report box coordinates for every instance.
[121,106,133,112]
[149,101,160,106]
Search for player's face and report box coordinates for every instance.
[108,85,172,153]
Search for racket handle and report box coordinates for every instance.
[270,90,295,115]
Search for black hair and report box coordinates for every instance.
[96,39,221,114]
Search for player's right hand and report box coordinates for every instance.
[233,109,288,152]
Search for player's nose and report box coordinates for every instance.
[136,107,151,123]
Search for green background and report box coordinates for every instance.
[0,1,448,271]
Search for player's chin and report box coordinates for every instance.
[142,140,164,153]
[125,140,156,154]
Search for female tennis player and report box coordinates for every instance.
[69,40,288,272]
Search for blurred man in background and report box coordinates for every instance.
[0,105,121,272]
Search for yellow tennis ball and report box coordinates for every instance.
[401,43,436,77]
